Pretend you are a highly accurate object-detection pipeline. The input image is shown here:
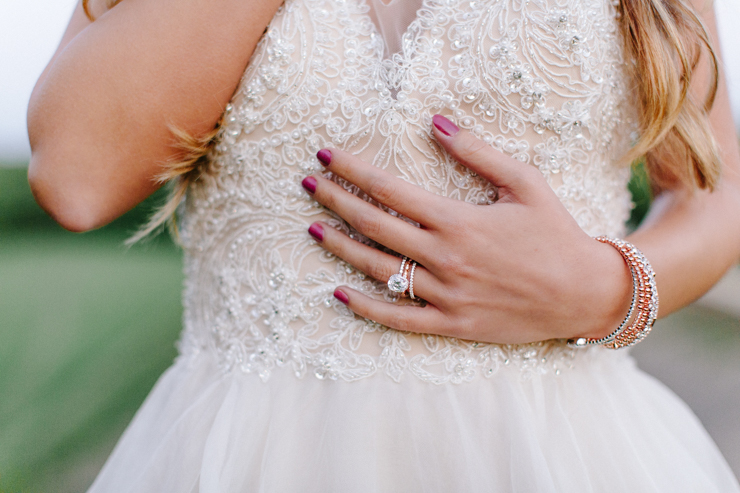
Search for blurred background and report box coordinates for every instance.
[1,1,739,491]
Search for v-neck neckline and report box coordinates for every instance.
[364,0,427,60]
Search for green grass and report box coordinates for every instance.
[0,167,184,492]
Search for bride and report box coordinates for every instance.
[28,0,740,490]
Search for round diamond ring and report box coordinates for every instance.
[388,257,411,294]
[387,273,409,293]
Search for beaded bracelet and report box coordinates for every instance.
[568,236,659,350]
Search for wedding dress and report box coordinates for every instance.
[88,0,740,490]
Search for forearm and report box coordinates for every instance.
[628,181,740,317]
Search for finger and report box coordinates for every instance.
[333,287,453,336]
[316,148,452,226]
[303,175,430,263]
[309,222,444,305]
[431,114,540,198]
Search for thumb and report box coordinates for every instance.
[431,114,534,195]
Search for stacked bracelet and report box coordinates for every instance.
[568,236,659,350]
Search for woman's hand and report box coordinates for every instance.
[301,115,633,345]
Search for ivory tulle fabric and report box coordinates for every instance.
[88,0,740,490]
[89,350,738,492]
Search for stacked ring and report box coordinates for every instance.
[408,261,417,299]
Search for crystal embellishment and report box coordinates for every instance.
[177,0,637,384]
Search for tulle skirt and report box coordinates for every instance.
[87,348,739,492]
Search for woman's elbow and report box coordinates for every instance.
[27,153,109,233]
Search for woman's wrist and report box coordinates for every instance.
[572,238,635,341]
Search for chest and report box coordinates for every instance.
[193,0,634,243]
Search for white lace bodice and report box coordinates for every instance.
[178,0,637,384]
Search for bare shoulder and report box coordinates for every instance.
[28,0,284,231]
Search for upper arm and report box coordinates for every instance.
[689,0,740,182]
[27,0,283,231]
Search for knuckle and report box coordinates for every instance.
[330,233,348,257]
[367,177,399,206]
[455,137,490,163]
[443,312,473,339]
[443,287,465,310]
[457,319,476,340]
[318,184,337,209]
[443,322,463,339]
[434,251,467,277]
[391,313,413,333]
[368,258,395,282]
[353,213,383,239]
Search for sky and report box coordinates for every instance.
[1,0,740,162]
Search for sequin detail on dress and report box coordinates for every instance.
[177,0,637,384]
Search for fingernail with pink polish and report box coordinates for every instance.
[308,223,324,242]
[334,289,349,305]
[317,149,332,166]
[432,114,459,137]
[302,176,317,194]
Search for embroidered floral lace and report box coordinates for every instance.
[178,0,637,384]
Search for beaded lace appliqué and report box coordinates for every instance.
[178,0,635,384]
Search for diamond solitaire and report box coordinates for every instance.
[388,273,409,293]
[388,257,411,294]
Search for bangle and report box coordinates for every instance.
[568,236,659,350]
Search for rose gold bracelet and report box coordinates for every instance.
[568,237,659,350]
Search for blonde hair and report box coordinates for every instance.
[85,0,721,240]
[619,0,720,191]
[124,125,219,245]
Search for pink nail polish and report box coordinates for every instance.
[302,176,317,194]
[333,289,349,305]
[432,114,459,137]
[308,223,324,242]
[317,149,332,166]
